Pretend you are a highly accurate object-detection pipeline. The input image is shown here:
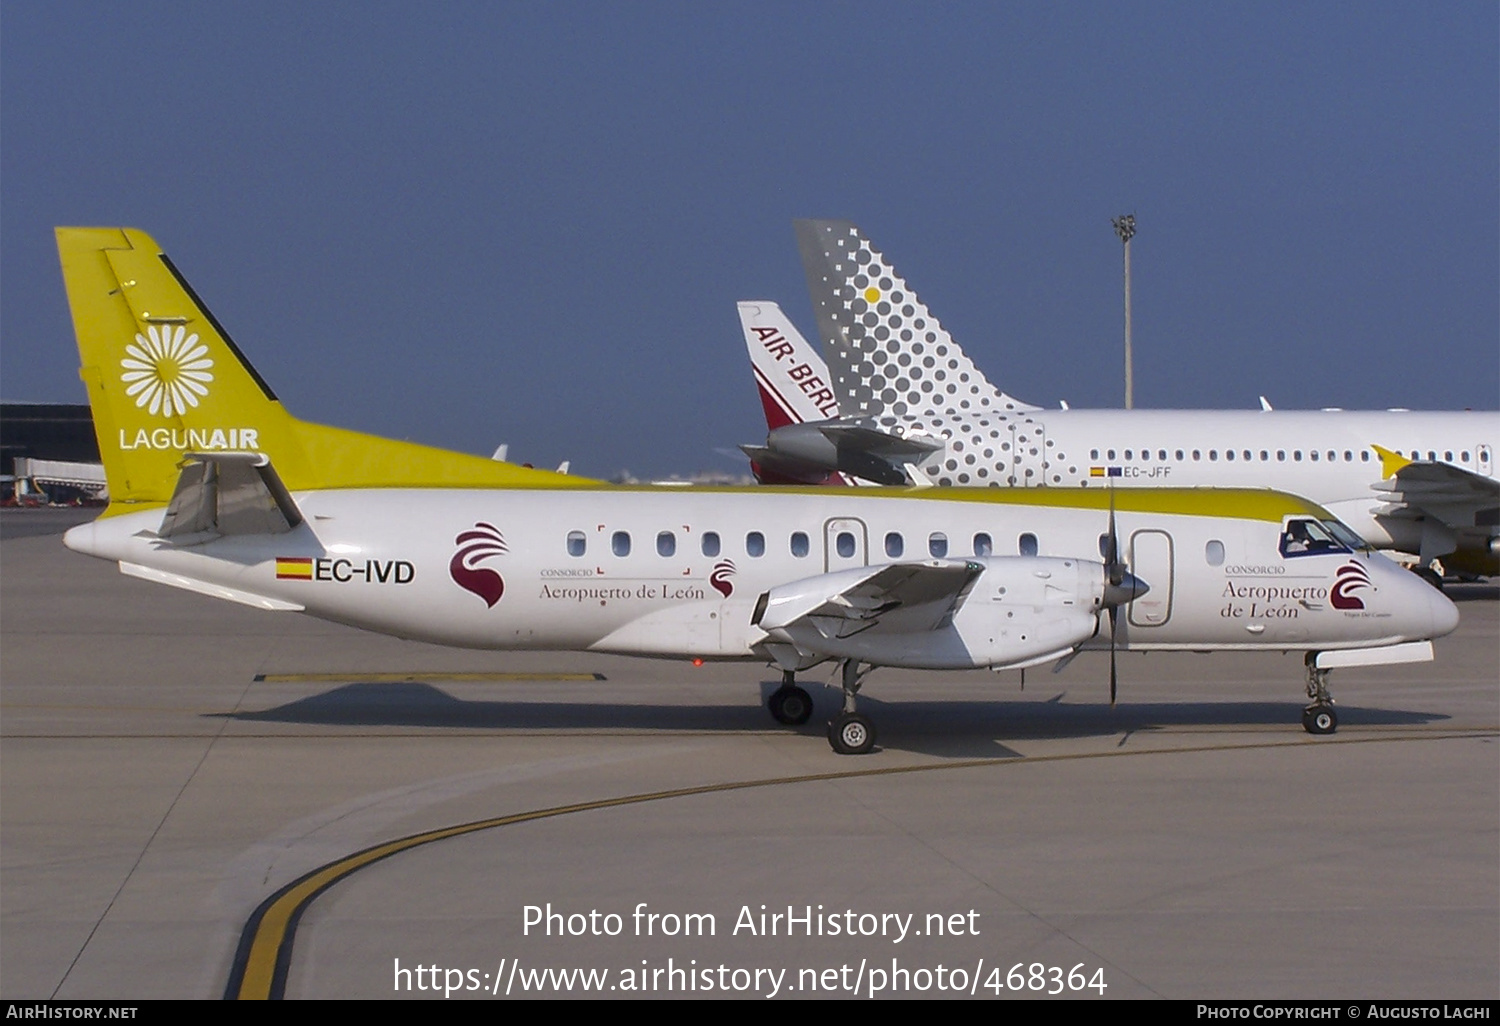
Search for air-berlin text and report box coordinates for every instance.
[753,326,838,417]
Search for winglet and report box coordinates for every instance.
[1371,444,1414,479]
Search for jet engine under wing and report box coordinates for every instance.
[158,452,303,541]
[754,560,985,641]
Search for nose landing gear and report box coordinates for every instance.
[1302,655,1338,735]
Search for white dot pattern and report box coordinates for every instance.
[796,220,1046,486]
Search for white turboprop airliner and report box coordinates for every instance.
[740,220,1500,584]
[57,228,1458,753]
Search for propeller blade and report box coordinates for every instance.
[1109,605,1119,705]
[1106,485,1123,586]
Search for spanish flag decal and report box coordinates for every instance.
[276,557,313,580]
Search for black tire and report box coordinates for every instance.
[1302,704,1337,736]
[827,713,876,755]
[768,686,814,726]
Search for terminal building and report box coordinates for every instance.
[0,403,104,503]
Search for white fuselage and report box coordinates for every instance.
[64,486,1458,669]
[862,408,1496,552]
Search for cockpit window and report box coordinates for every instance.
[1321,519,1372,553]
[1279,518,1349,558]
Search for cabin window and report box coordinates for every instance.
[566,531,586,557]
[1205,540,1225,566]
[790,532,810,557]
[1330,451,1339,462]
[1310,450,1319,461]
[611,531,631,557]
[1444,451,1453,462]
[746,531,765,558]
[1225,450,1235,461]
[1124,449,1133,460]
[1158,449,1167,460]
[1019,532,1038,557]
[1175,449,1185,460]
[656,531,676,557]
[885,532,904,558]
[1293,450,1302,461]
[928,532,948,557]
[1277,450,1286,461]
[973,533,992,557]
[1192,450,1201,461]
[1209,450,1218,461]
[836,532,857,558]
[1098,534,1110,557]
[1344,450,1354,462]
[1090,449,1100,460]
[1260,450,1269,461]
[701,532,720,557]
[1461,451,1470,462]
[1107,449,1116,460]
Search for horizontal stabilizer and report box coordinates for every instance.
[816,421,945,459]
[120,561,304,611]
[158,452,302,540]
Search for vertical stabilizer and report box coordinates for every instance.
[794,219,1038,419]
[57,227,593,508]
[738,301,840,430]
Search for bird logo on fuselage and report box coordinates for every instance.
[450,522,507,607]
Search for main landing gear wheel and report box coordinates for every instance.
[768,685,814,726]
[828,712,876,755]
[1302,704,1338,735]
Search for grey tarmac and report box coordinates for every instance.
[2,508,1495,999]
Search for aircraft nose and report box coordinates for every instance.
[1424,582,1460,639]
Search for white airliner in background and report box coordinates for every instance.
[56,227,1458,753]
[740,220,1499,584]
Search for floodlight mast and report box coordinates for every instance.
[1112,214,1136,409]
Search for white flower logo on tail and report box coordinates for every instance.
[121,325,214,417]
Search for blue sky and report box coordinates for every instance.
[3,2,1495,478]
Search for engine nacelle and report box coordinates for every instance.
[753,556,1115,671]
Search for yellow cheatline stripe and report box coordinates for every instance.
[253,672,605,683]
[225,728,1495,1000]
[101,485,1327,524]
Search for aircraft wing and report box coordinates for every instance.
[754,560,985,641]
[1370,446,1500,529]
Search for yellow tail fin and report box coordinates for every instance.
[57,227,593,508]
